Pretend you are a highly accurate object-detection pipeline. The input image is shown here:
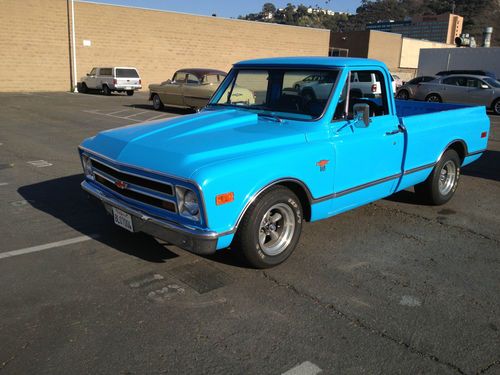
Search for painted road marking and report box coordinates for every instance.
[282,362,322,375]
[10,200,29,207]
[400,295,422,307]
[0,235,97,260]
[124,111,149,118]
[27,160,53,168]
[83,109,174,124]
[0,182,8,186]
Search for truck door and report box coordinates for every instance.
[331,69,404,208]
[161,71,186,106]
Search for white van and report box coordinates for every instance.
[80,67,141,96]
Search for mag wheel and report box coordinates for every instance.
[397,90,409,100]
[234,186,303,268]
[415,149,460,205]
[152,94,164,110]
[425,94,441,103]
[493,99,500,115]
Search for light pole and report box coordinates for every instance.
[71,0,78,92]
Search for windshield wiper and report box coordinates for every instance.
[258,113,283,123]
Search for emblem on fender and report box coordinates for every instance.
[316,160,329,172]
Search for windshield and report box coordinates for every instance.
[484,77,500,88]
[209,68,339,120]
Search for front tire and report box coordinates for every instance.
[425,93,442,103]
[397,90,409,100]
[80,83,88,93]
[234,186,303,268]
[414,149,460,205]
[492,98,500,115]
[152,94,164,110]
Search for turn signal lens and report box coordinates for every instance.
[216,192,234,206]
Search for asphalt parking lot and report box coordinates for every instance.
[0,91,499,374]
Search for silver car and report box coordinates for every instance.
[396,76,435,100]
[414,74,500,115]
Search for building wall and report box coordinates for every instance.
[73,2,330,89]
[329,30,370,58]
[0,1,330,92]
[0,0,71,91]
[366,31,402,71]
[400,38,452,69]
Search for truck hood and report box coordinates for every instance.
[81,109,306,178]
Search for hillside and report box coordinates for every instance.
[239,1,500,46]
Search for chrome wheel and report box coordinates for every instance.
[258,203,295,256]
[494,100,500,115]
[438,160,457,195]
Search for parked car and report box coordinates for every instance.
[79,57,489,268]
[414,74,500,114]
[396,76,436,100]
[149,68,232,111]
[436,70,496,80]
[80,67,141,96]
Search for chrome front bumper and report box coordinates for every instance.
[82,180,217,254]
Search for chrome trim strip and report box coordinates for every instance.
[89,156,174,195]
[436,139,468,163]
[403,162,436,175]
[466,149,486,157]
[82,181,219,239]
[93,170,178,213]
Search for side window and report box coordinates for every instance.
[334,70,389,121]
[173,72,187,83]
[442,77,458,85]
[99,68,112,76]
[204,74,219,84]
[186,74,200,84]
[466,78,480,88]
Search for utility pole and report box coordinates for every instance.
[451,1,456,14]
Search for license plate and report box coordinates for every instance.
[125,87,132,90]
[112,207,134,232]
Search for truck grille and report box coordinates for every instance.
[90,158,176,213]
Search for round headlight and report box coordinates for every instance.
[183,191,199,216]
[82,156,94,179]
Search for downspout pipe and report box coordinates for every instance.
[71,0,78,92]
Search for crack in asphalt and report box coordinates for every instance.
[372,204,500,245]
[477,359,500,374]
[261,271,466,374]
[0,341,30,370]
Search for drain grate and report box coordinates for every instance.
[168,261,232,294]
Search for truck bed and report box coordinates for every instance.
[395,99,471,117]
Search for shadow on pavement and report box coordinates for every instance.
[17,174,178,263]
[461,150,500,182]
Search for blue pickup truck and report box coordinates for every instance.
[79,57,489,268]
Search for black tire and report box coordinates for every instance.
[302,89,316,102]
[152,94,164,110]
[425,93,442,103]
[234,186,303,268]
[414,149,461,205]
[102,85,111,96]
[126,90,134,96]
[80,83,88,93]
[396,89,409,100]
[492,98,500,115]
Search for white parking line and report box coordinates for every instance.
[282,361,322,375]
[0,235,97,260]
[124,111,149,118]
[27,160,53,167]
[0,182,8,186]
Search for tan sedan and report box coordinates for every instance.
[149,68,227,111]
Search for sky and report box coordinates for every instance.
[80,0,362,18]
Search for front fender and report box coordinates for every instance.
[191,141,335,234]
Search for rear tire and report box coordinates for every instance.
[492,98,500,115]
[234,186,303,268]
[102,85,111,96]
[425,94,442,103]
[126,90,134,96]
[414,149,460,205]
[152,94,164,110]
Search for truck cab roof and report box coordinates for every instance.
[234,56,387,69]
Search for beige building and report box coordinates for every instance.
[0,0,330,92]
[330,30,453,80]
[367,13,463,45]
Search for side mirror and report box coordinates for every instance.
[481,84,489,89]
[86,73,90,76]
[353,103,370,127]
